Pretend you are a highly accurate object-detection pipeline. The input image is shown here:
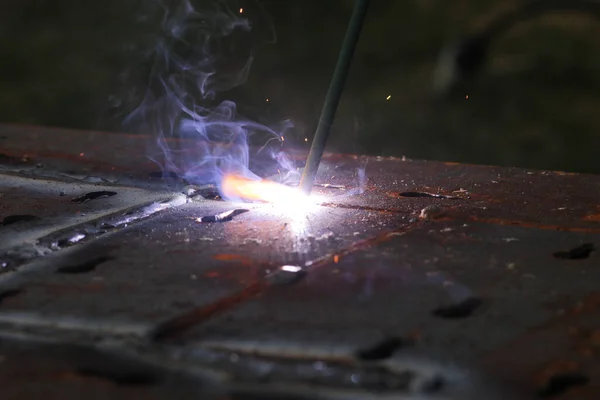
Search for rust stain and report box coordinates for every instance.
[533,360,580,386]
[212,254,254,266]
[308,221,422,271]
[583,214,600,222]
[589,330,600,347]
[151,281,265,341]
[533,293,600,331]
[469,216,600,234]
[480,293,600,382]
[554,171,578,176]
[152,221,425,342]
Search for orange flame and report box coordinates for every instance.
[221,174,300,204]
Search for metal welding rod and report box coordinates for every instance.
[299,0,370,195]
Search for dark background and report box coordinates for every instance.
[1,0,600,173]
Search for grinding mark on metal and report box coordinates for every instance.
[432,297,484,319]
[200,339,357,364]
[318,202,406,215]
[197,209,249,223]
[0,197,183,273]
[0,288,22,305]
[1,215,41,226]
[537,372,589,398]
[553,243,595,260]
[0,312,152,338]
[355,337,411,361]
[55,256,114,274]
[150,222,423,342]
[399,191,458,199]
[75,367,161,386]
[70,191,118,203]
[314,183,346,190]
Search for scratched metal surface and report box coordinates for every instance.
[0,123,599,399]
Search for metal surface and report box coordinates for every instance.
[299,0,370,195]
[0,123,599,399]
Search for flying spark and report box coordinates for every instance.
[386,95,391,100]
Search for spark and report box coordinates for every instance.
[304,138,308,142]
[79,152,85,157]
[280,136,285,141]
[239,7,243,13]
[266,98,270,102]
[386,95,391,100]
[465,95,469,99]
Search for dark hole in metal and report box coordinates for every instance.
[399,192,457,199]
[432,297,483,319]
[71,191,117,204]
[356,337,410,361]
[56,256,113,274]
[76,367,160,386]
[553,243,595,260]
[196,187,222,200]
[199,209,249,223]
[0,288,22,305]
[538,372,589,398]
[421,375,445,393]
[1,215,40,226]
[149,171,179,180]
[183,185,222,200]
[0,152,26,165]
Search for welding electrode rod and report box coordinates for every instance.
[299,0,370,195]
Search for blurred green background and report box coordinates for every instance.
[1,0,600,173]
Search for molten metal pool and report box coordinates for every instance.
[220,174,321,222]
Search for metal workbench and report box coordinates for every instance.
[0,124,599,399]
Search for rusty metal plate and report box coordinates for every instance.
[0,173,182,270]
[0,200,409,326]
[176,220,598,398]
[0,338,210,400]
[1,123,599,399]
